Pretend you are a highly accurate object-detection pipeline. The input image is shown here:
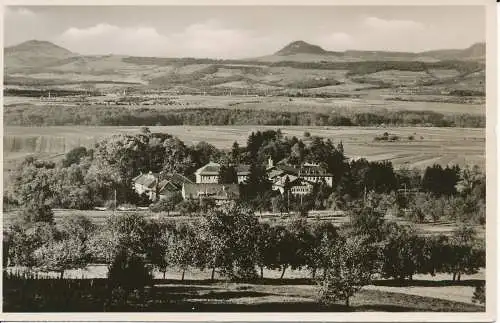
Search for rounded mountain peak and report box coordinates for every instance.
[275,40,327,56]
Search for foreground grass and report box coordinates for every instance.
[3,276,484,312]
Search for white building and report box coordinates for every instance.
[195,162,250,184]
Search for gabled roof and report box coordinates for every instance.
[195,162,221,175]
[159,181,181,195]
[132,172,159,188]
[134,171,193,191]
[183,183,240,200]
[166,172,193,186]
[195,162,251,176]
[158,172,194,194]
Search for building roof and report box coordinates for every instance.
[158,181,180,195]
[132,172,159,188]
[276,164,300,175]
[183,183,240,200]
[195,162,251,176]
[268,168,285,179]
[166,172,193,186]
[134,171,193,192]
[158,173,193,194]
[272,174,299,187]
[270,160,332,177]
[195,162,221,175]
[299,165,333,177]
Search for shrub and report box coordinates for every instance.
[107,248,153,306]
[149,193,183,214]
[472,282,485,305]
[21,204,54,224]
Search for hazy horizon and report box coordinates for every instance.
[5,6,485,59]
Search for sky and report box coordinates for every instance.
[4,6,486,58]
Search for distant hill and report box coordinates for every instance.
[261,40,486,62]
[2,39,485,99]
[5,40,73,56]
[419,42,485,61]
[275,40,333,56]
[4,40,75,71]
[457,42,486,60]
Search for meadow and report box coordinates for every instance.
[170,95,485,115]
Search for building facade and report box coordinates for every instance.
[195,162,250,184]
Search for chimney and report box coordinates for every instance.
[268,157,274,169]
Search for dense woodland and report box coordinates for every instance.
[4,105,485,128]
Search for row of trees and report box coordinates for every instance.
[5,201,485,306]
[5,104,485,128]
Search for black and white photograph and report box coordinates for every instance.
[1,1,496,318]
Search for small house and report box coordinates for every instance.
[132,171,193,201]
[132,171,160,201]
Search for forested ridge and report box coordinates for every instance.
[4,105,485,128]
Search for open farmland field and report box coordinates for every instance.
[141,95,485,116]
[4,125,485,171]
[6,94,481,115]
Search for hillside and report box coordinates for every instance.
[275,40,339,56]
[4,40,76,72]
[3,40,486,100]
[419,43,486,61]
[258,40,486,63]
